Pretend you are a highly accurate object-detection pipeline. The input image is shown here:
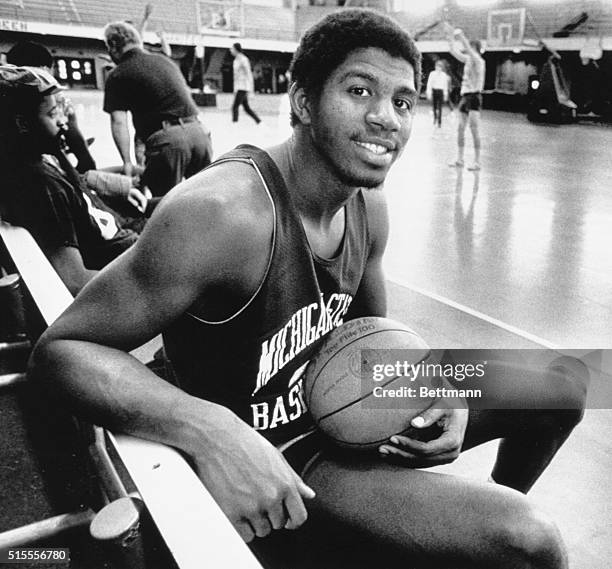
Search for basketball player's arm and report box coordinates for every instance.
[156,31,172,58]
[443,22,468,63]
[31,167,315,541]
[109,110,135,177]
[47,245,96,296]
[346,189,389,320]
[137,2,153,35]
[455,29,482,63]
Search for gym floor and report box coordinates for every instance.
[2,90,611,568]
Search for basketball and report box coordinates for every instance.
[304,317,440,451]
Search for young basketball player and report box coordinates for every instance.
[444,22,486,171]
[34,10,582,568]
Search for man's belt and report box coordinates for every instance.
[158,115,199,129]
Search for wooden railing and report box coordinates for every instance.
[0,220,262,569]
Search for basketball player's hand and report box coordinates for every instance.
[378,400,469,467]
[127,188,148,213]
[192,415,316,542]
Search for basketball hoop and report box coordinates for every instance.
[579,36,603,61]
[487,8,526,49]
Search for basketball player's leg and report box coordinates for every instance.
[467,110,482,170]
[464,408,583,493]
[300,454,567,569]
[456,353,588,492]
[451,104,469,167]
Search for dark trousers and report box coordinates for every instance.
[432,88,444,126]
[141,121,213,197]
[232,90,261,124]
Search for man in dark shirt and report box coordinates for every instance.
[103,21,213,196]
[0,65,139,294]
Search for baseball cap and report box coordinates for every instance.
[0,65,62,97]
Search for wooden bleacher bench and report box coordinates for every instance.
[0,220,262,568]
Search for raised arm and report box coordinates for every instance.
[156,30,172,58]
[137,2,153,35]
[443,22,469,63]
[31,165,315,541]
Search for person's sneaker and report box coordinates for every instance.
[467,163,481,171]
[449,160,464,168]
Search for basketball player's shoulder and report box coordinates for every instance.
[162,158,274,244]
[360,187,390,248]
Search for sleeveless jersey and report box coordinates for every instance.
[461,53,485,95]
[163,145,371,445]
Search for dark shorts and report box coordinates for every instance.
[278,429,325,478]
[458,92,483,114]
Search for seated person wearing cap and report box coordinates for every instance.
[5,40,151,210]
[6,40,97,174]
[0,65,141,295]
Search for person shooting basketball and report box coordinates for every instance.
[33,10,583,568]
[444,21,486,171]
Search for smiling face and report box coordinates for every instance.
[304,47,417,189]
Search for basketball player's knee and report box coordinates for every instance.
[547,356,589,418]
[553,407,584,436]
[494,501,566,569]
[526,408,584,445]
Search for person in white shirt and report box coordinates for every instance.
[445,23,486,171]
[230,42,262,124]
[426,60,450,127]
